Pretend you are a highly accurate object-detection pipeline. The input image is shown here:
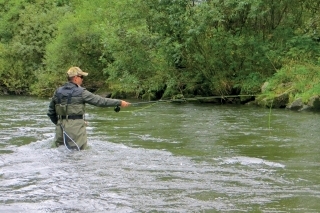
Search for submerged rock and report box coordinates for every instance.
[286,98,304,111]
[307,96,320,111]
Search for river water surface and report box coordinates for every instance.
[1,95,320,212]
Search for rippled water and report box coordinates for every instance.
[1,96,320,212]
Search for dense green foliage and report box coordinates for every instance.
[0,0,319,100]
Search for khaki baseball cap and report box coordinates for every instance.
[67,67,89,77]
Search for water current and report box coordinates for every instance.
[1,95,320,212]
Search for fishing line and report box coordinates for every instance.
[0,155,5,163]
[60,124,80,151]
[268,99,273,130]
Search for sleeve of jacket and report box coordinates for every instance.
[47,95,58,125]
[82,89,122,107]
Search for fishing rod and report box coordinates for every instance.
[131,99,174,106]
[114,99,173,112]
[114,94,258,112]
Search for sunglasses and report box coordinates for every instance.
[77,75,83,79]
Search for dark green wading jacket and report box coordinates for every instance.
[47,82,122,149]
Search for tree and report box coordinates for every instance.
[0,0,71,94]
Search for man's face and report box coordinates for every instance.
[75,75,84,85]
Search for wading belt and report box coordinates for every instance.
[60,115,83,120]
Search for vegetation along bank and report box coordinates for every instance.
[0,0,319,111]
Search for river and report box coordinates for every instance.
[0,95,320,212]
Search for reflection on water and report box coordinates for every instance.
[1,96,320,212]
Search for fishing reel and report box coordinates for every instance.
[114,105,121,113]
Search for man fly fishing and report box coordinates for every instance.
[47,67,130,150]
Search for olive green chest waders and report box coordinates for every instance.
[55,87,86,151]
